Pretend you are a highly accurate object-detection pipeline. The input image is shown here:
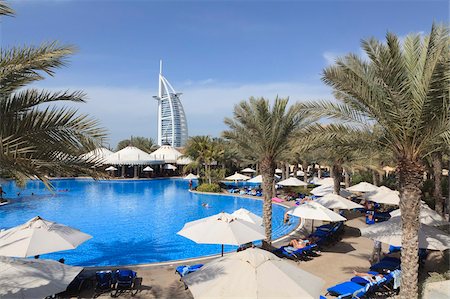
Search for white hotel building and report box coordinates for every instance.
[153,61,188,147]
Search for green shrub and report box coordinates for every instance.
[196,183,222,193]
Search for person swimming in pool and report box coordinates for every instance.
[201,203,211,208]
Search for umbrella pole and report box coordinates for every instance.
[311,219,314,233]
[221,244,224,256]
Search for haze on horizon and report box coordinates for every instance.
[3,0,448,148]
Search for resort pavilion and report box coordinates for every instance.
[104,146,163,178]
[99,145,192,178]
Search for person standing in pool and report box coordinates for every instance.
[189,180,193,190]
[0,185,5,202]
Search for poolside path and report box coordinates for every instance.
[82,210,448,298]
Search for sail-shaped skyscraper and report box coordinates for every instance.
[153,61,188,147]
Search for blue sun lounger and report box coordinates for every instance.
[326,280,376,298]
[175,264,204,277]
[112,269,138,297]
[94,270,115,297]
[278,244,319,261]
[370,257,401,273]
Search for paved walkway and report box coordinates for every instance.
[81,210,449,298]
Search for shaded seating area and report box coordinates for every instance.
[326,269,401,298]
[94,269,141,298]
[273,222,345,262]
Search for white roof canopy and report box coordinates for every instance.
[104,146,160,165]
[241,168,256,173]
[81,147,114,164]
[149,145,184,164]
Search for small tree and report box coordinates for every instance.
[223,97,307,242]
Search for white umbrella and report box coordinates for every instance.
[183,248,325,299]
[177,212,265,256]
[241,168,256,173]
[142,166,154,172]
[360,217,450,250]
[287,201,347,222]
[163,164,177,170]
[389,203,448,226]
[184,173,199,180]
[247,175,263,183]
[225,172,250,181]
[0,256,83,299]
[105,166,117,171]
[314,178,334,186]
[315,193,363,210]
[247,175,280,184]
[277,177,308,187]
[231,208,263,226]
[346,182,379,193]
[310,185,353,197]
[363,188,400,205]
[0,216,92,258]
[275,168,283,174]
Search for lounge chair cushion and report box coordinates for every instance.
[327,281,366,297]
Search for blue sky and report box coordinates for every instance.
[3,0,448,147]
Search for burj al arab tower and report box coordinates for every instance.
[153,61,188,147]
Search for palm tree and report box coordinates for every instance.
[223,97,307,242]
[301,25,449,298]
[0,4,106,187]
[184,136,225,184]
[116,136,158,153]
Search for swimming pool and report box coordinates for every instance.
[0,178,297,266]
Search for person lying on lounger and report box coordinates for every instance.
[353,270,384,283]
[288,238,311,249]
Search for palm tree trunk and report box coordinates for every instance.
[280,163,286,180]
[398,158,423,299]
[432,152,444,216]
[285,162,290,179]
[302,161,308,184]
[331,164,341,194]
[344,168,350,188]
[372,170,379,186]
[260,156,275,243]
[318,165,322,178]
[448,157,450,216]
[293,163,298,178]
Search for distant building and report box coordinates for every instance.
[153,61,188,147]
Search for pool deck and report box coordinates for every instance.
[78,210,448,298]
[20,183,444,298]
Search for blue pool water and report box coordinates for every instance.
[0,179,297,266]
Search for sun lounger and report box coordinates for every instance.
[272,197,284,203]
[326,280,375,298]
[111,269,139,297]
[273,244,319,261]
[370,259,401,273]
[94,270,115,298]
[175,264,204,277]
